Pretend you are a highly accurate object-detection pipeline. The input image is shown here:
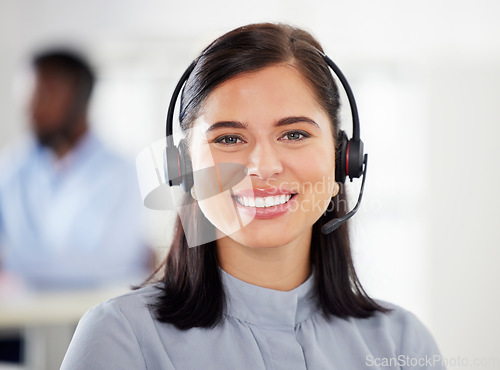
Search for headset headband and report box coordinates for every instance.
[165,53,360,143]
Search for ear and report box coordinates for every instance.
[332,182,340,197]
[190,186,198,200]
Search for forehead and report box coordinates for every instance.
[35,65,77,86]
[198,64,327,123]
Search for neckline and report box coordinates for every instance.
[35,130,97,169]
[220,268,317,327]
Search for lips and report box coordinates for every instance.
[231,188,297,219]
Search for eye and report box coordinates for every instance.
[213,135,245,145]
[279,130,311,141]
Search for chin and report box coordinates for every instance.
[227,222,303,249]
[230,235,293,249]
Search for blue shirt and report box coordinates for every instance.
[0,132,149,288]
[61,268,445,369]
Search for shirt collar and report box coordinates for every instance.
[220,267,318,327]
[34,130,99,172]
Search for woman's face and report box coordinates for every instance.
[189,64,337,249]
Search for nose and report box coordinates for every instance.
[246,140,283,181]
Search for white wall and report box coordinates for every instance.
[1,1,499,368]
[428,58,500,366]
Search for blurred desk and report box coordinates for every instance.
[0,285,130,370]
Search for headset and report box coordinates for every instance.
[164,51,368,235]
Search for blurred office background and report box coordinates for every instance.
[1,0,499,369]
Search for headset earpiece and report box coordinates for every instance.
[346,137,364,180]
[163,139,194,192]
[164,143,181,187]
[335,130,348,183]
[178,139,193,192]
[335,130,365,184]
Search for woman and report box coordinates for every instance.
[62,23,443,369]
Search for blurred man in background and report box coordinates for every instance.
[0,49,150,288]
[0,48,151,364]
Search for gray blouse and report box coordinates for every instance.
[61,269,445,369]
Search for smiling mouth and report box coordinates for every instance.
[233,194,297,208]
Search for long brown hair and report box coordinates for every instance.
[149,23,389,330]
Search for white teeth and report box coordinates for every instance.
[255,197,265,207]
[236,194,293,208]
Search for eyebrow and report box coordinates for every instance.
[205,116,319,133]
[205,121,247,133]
[276,116,319,128]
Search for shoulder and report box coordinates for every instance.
[61,284,168,370]
[84,284,157,321]
[372,300,436,342]
[84,132,138,180]
[75,284,161,335]
[86,131,129,163]
[0,135,35,185]
[76,132,140,196]
[348,300,443,365]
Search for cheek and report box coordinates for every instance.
[189,133,215,171]
[190,141,248,174]
[287,142,336,194]
[33,94,72,125]
[188,138,251,232]
[191,147,214,171]
[191,150,255,237]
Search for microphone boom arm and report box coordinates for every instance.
[321,154,368,234]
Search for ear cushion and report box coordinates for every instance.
[346,138,364,179]
[335,130,348,183]
[178,139,194,192]
[164,144,181,186]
